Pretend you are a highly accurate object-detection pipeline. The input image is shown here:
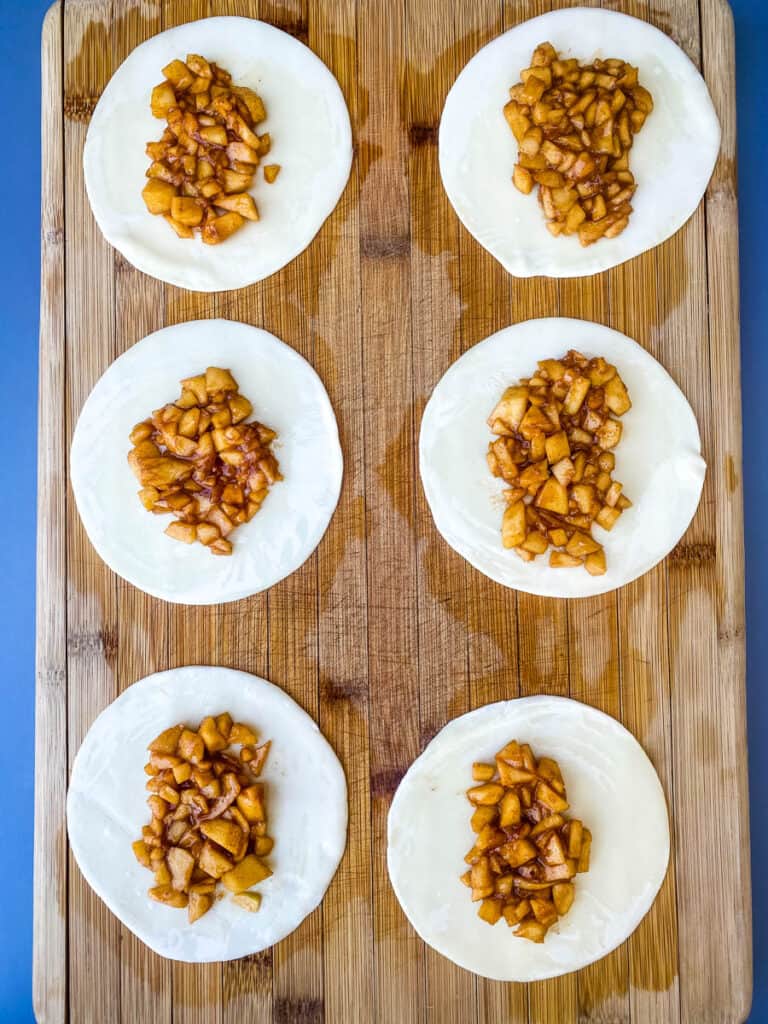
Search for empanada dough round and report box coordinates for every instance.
[439,7,720,277]
[67,666,348,963]
[387,696,669,981]
[419,317,705,598]
[70,319,343,604]
[84,17,352,291]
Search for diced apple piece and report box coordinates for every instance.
[232,891,262,913]
[512,163,534,194]
[496,763,536,787]
[170,196,203,226]
[584,549,607,576]
[149,724,182,755]
[503,900,531,926]
[227,140,260,165]
[180,373,207,404]
[201,211,246,244]
[221,854,272,894]
[167,847,195,891]
[551,456,575,487]
[541,832,567,867]
[471,805,498,833]
[188,890,213,923]
[223,395,251,427]
[604,374,631,415]
[163,59,194,89]
[565,531,601,558]
[165,522,196,544]
[149,885,188,909]
[254,836,274,857]
[198,125,228,146]
[198,715,228,754]
[498,790,521,827]
[132,840,151,868]
[545,430,570,463]
[501,500,527,550]
[530,898,559,927]
[514,919,547,943]
[535,477,568,515]
[230,722,257,745]
[466,782,505,806]
[203,366,237,394]
[496,740,523,765]
[172,761,192,785]
[553,882,575,916]
[519,405,556,439]
[215,192,259,221]
[588,357,616,387]
[488,386,529,431]
[563,375,590,414]
[151,81,177,119]
[232,86,267,123]
[178,728,205,763]
[500,838,537,868]
[577,829,592,873]
[536,781,569,813]
[531,813,565,837]
[470,856,494,896]
[567,819,583,858]
[199,819,247,858]
[221,168,254,193]
[142,179,177,215]
[595,505,621,531]
[198,841,234,879]
[236,784,266,823]
[521,531,548,555]
[477,899,503,925]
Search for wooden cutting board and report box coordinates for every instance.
[34,0,750,1021]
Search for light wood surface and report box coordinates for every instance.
[34,0,750,1021]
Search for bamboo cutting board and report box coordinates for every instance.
[34,0,750,1021]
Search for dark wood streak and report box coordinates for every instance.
[370,766,405,800]
[63,95,99,121]
[273,996,324,1024]
[360,233,411,261]
[261,15,309,43]
[66,628,118,660]
[669,541,717,564]
[409,122,438,146]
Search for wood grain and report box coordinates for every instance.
[256,0,327,1011]
[34,6,67,1023]
[62,3,122,1022]
[36,0,750,1021]
[112,0,174,1019]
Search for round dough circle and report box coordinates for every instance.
[67,666,348,963]
[84,17,353,291]
[439,7,720,278]
[419,317,705,598]
[387,696,670,982]
[70,318,343,604]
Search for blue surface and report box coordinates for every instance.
[1,1,766,1021]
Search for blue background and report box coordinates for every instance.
[2,1,766,1020]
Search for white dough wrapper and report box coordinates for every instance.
[67,666,348,963]
[388,696,670,981]
[84,17,352,291]
[419,317,705,598]
[70,319,343,604]
[439,7,720,278]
